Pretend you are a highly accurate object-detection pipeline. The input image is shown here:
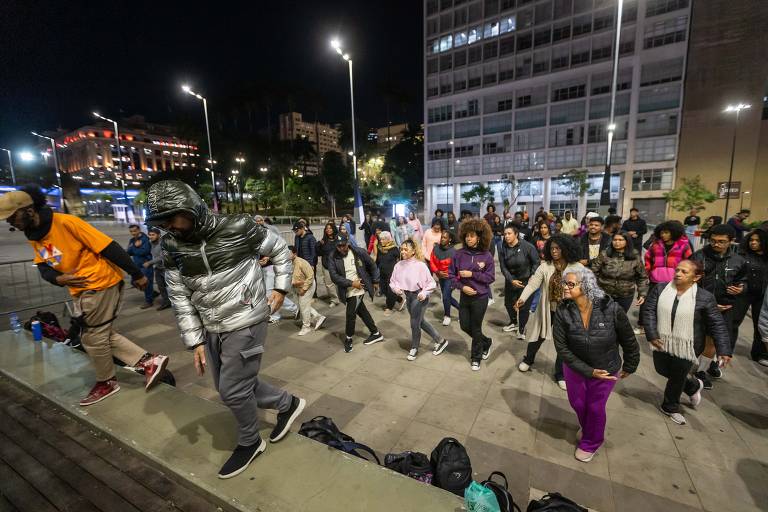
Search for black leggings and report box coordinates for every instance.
[345,295,378,338]
[459,294,491,363]
[733,293,768,360]
[504,281,532,331]
[652,351,699,414]
[379,271,399,310]
[523,310,563,381]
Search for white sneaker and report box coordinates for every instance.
[518,362,530,372]
[488,298,495,306]
[407,349,417,361]
[633,327,644,335]
[574,448,594,463]
[471,362,480,371]
[758,358,768,367]
[516,331,526,340]
[660,405,687,425]
[314,315,326,330]
[502,323,517,332]
[298,326,312,336]
[688,378,704,407]
[442,316,451,326]
[383,309,393,317]
[268,315,280,324]
[557,380,567,391]
[328,301,337,308]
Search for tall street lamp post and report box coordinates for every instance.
[599,0,624,215]
[235,156,246,212]
[31,131,67,213]
[181,84,218,212]
[93,112,129,206]
[723,103,751,221]
[0,147,16,186]
[331,38,365,226]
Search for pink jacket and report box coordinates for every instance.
[389,258,436,296]
[408,218,423,241]
[644,236,693,283]
[422,228,442,261]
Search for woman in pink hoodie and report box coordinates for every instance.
[407,211,424,243]
[390,239,449,361]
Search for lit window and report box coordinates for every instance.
[439,34,453,52]
[455,31,468,46]
[484,21,500,38]
[468,26,482,44]
[500,16,516,33]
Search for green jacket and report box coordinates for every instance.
[591,250,649,299]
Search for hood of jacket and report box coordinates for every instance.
[145,180,217,242]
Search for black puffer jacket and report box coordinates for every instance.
[327,246,380,303]
[643,283,732,357]
[739,249,768,299]
[690,245,748,306]
[498,239,540,284]
[317,236,338,267]
[553,296,640,378]
[376,244,400,279]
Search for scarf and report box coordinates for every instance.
[656,282,697,363]
[548,260,567,306]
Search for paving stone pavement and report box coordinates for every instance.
[113,274,768,512]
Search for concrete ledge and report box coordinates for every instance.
[0,331,463,512]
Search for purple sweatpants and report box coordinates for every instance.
[563,364,618,453]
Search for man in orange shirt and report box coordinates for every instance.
[0,187,169,406]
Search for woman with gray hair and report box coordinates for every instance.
[553,267,640,462]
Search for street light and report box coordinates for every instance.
[330,37,364,226]
[599,0,624,216]
[235,156,246,212]
[723,103,751,220]
[0,147,16,185]
[93,112,129,205]
[31,131,67,213]
[181,84,218,212]
[740,190,751,211]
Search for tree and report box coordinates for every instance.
[382,124,423,192]
[319,151,353,218]
[560,168,590,215]
[663,175,717,213]
[461,184,495,210]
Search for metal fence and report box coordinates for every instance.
[0,259,72,318]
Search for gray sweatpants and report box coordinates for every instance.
[405,291,442,350]
[206,322,292,446]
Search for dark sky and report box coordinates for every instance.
[0,0,423,149]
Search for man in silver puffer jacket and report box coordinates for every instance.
[145,180,305,479]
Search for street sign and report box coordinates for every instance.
[717,181,740,199]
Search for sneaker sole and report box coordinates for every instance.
[217,439,267,479]
[145,355,169,391]
[575,452,594,463]
[659,405,686,425]
[314,317,326,330]
[363,336,384,346]
[79,384,121,406]
[433,340,449,356]
[270,398,306,443]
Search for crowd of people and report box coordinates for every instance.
[2,182,767,477]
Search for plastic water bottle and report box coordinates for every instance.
[9,313,22,333]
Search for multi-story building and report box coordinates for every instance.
[50,116,199,187]
[424,0,691,224]
[377,123,411,150]
[279,112,341,155]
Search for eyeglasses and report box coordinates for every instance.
[709,239,730,246]
[562,281,580,289]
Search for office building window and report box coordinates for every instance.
[534,26,552,47]
[550,100,585,125]
[586,142,627,165]
[440,13,452,33]
[485,20,500,39]
[440,54,453,71]
[454,157,482,176]
[484,92,514,113]
[533,50,550,74]
[427,77,439,98]
[427,160,450,178]
[484,112,513,134]
[516,86,548,108]
[485,0,500,15]
[468,45,482,64]
[514,151,546,171]
[553,0,571,19]
[639,84,681,112]
[455,118,482,138]
[427,18,439,36]
[549,125,584,147]
[440,75,452,95]
[632,168,674,190]
[500,15,516,33]
[592,34,612,61]
[484,41,499,59]
[427,58,439,75]
[517,31,532,51]
[427,0,439,16]
[515,54,532,79]
[428,105,453,123]
[646,0,689,17]
[634,138,676,162]
[518,179,543,197]
[592,8,613,31]
[640,57,684,86]
[454,139,480,157]
[468,67,482,88]
[483,154,514,174]
[552,78,586,101]
[439,34,453,52]
[468,1,482,22]
[500,34,515,55]
[619,28,636,55]
[454,70,468,91]
[455,49,468,67]
[515,107,547,129]
[499,58,515,81]
[501,0,515,10]
[548,147,583,169]
[483,63,498,85]
[636,113,678,138]
[483,133,513,153]
[428,123,453,142]
[455,31,468,47]
[468,25,482,45]
[571,40,590,65]
[518,8,534,29]
[428,145,452,160]
[644,16,687,49]
[455,98,480,118]
[572,14,591,36]
[514,128,547,150]
[535,1,553,24]
[573,0,591,13]
[551,44,570,70]
[552,21,571,42]
[440,0,453,10]
[455,6,469,25]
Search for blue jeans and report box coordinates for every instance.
[142,266,154,304]
[439,278,460,317]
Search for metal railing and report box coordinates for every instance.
[0,259,72,317]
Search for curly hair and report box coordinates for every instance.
[564,267,606,303]
[653,220,686,241]
[740,228,768,256]
[458,218,492,251]
[400,238,424,261]
[542,234,581,263]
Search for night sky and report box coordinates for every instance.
[0,0,423,149]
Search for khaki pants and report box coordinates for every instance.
[75,283,146,381]
[319,258,339,304]
[292,281,321,328]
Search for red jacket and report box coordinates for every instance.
[430,244,455,274]
[644,236,692,283]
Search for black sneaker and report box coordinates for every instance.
[432,338,449,356]
[482,339,493,360]
[217,439,266,479]
[270,396,306,442]
[695,371,713,390]
[707,360,722,379]
[344,337,353,353]
[363,332,384,345]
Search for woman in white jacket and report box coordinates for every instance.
[515,234,584,390]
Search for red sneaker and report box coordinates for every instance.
[79,379,120,406]
[138,354,169,391]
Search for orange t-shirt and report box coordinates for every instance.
[29,213,123,296]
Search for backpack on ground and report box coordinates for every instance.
[299,416,380,464]
[526,492,587,512]
[430,437,472,496]
[24,311,69,343]
[481,472,521,512]
[384,451,433,485]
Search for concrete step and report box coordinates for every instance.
[0,330,463,512]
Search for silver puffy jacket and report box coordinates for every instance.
[146,180,292,348]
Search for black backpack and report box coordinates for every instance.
[430,437,472,496]
[384,451,433,485]
[299,416,380,464]
[482,472,521,512]
[527,493,587,512]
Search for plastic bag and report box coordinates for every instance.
[465,480,501,512]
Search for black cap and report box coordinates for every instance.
[292,221,306,231]
[336,235,350,246]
